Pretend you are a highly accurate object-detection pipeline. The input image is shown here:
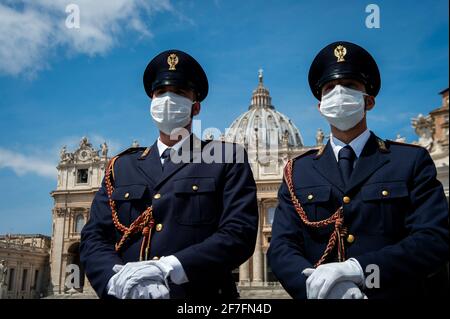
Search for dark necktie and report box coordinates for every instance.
[338,145,356,186]
[161,148,172,170]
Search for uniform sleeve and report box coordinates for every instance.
[173,147,258,283]
[80,178,123,298]
[355,147,449,288]
[267,180,313,299]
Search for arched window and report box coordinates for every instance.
[75,214,84,233]
[267,207,276,225]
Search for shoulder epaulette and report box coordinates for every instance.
[108,147,149,180]
[385,140,423,149]
[114,146,147,158]
[292,147,321,161]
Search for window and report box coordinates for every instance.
[21,269,28,291]
[267,207,276,225]
[76,169,88,184]
[33,269,39,290]
[75,214,84,233]
[8,268,15,291]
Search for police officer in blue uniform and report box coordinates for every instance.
[80,50,258,299]
[268,41,449,299]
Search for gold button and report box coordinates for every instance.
[307,194,314,201]
[192,185,199,191]
[124,192,130,199]
[156,223,163,232]
[343,196,351,204]
[347,234,355,244]
[152,256,159,260]
[153,193,161,199]
[382,190,389,197]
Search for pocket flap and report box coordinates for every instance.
[296,186,331,203]
[174,177,216,194]
[111,184,148,200]
[361,182,409,201]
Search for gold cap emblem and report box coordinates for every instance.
[167,53,179,70]
[334,45,347,63]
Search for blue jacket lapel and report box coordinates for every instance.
[137,140,163,186]
[153,134,201,189]
[345,132,390,194]
[312,141,345,193]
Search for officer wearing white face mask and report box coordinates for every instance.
[80,49,259,299]
[268,41,449,299]
[150,92,195,136]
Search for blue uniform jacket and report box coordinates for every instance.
[80,135,258,298]
[268,132,449,299]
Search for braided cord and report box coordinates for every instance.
[283,159,347,267]
[104,155,155,261]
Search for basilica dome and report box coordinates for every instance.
[225,70,303,149]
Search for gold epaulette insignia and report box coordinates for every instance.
[315,144,326,158]
[139,147,151,160]
[377,138,390,153]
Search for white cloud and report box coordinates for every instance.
[0,0,173,76]
[0,134,128,179]
[0,147,56,178]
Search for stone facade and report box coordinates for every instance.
[48,137,109,297]
[0,234,50,299]
[412,88,449,200]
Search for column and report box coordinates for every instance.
[50,211,64,295]
[239,260,250,286]
[252,200,264,286]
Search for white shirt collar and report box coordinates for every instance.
[157,133,191,159]
[330,129,371,162]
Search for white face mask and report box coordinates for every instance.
[150,92,194,135]
[319,85,367,131]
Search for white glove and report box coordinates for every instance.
[159,255,189,284]
[107,261,171,299]
[326,281,367,299]
[302,258,365,299]
[119,260,173,297]
[127,280,170,299]
[303,269,366,299]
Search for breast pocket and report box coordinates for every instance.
[361,181,410,235]
[294,185,335,240]
[295,185,333,222]
[111,184,150,226]
[173,177,218,225]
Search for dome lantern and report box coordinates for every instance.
[226,70,304,149]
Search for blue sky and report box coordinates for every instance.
[0,0,448,235]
